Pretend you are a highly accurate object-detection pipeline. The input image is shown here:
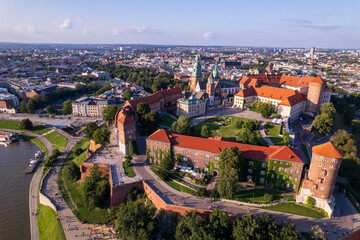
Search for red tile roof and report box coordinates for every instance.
[147,129,304,163]
[312,142,343,158]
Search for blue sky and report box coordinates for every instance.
[0,0,359,48]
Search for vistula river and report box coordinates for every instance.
[0,139,39,240]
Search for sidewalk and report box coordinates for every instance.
[258,122,275,146]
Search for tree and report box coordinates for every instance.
[320,102,336,117]
[217,147,245,197]
[123,89,133,100]
[128,140,138,155]
[310,225,326,240]
[306,196,315,207]
[63,100,73,115]
[67,161,80,182]
[20,118,33,130]
[26,99,36,113]
[207,209,231,239]
[331,130,357,157]
[175,211,210,240]
[260,103,273,118]
[313,113,333,135]
[84,122,98,138]
[92,127,110,145]
[136,102,150,122]
[250,101,258,109]
[283,132,290,146]
[19,100,27,112]
[83,164,110,209]
[351,119,360,134]
[200,125,211,138]
[102,105,118,123]
[45,105,56,114]
[171,117,192,135]
[160,152,175,172]
[74,147,83,156]
[143,110,159,133]
[115,201,156,240]
[236,128,257,145]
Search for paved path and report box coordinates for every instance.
[258,121,275,146]
[0,128,54,240]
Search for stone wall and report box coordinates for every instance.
[80,162,110,181]
[89,139,102,153]
[110,181,143,207]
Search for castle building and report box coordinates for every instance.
[189,55,203,92]
[176,96,206,118]
[146,129,305,191]
[115,106,136,154]
[296,142,343,217]
[234,74,332,122]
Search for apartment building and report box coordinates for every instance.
[72,97,115,117]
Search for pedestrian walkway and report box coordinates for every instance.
[258,121,275,146]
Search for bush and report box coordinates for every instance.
[74,147,83,156]
[307,196,315,207]
[67,161,81,182]
[157,168,170,180]
[264,193,274,202]
[20,118,33,130]
[128,140,138,155]
[197,188,206,197]
[210,190,220,200]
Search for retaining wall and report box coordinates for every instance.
[39,168,57,212]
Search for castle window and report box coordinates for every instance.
[260,178,265,183]
[248,169,253,173]
[204,168,208,172]
[215,156,219,161]
[321,195,324,198]
[294,178,297,182]
[290,169,293,173]
[318,163,322,167]
[214,164,219,168]
[271,174,274,178]
[321,178,325,183]
[282,176,285,180]
[331,158,335,162]
[194,159,198,163]
[260,171,265,176]
[204,154,209,158]
[288,176,291,181]
[183,157,187,161]
[249,161,254,166]
[204,161,209,165]
[286,183,290,188]
[295,170,299,174]
[183,150,187,155]
[284,169,287,173]
[293,184,297,189]
[320,156,324,160]
[329,165,334,169]
[261,163,266,168]
[320,187,324,190]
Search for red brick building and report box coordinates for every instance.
[146,129,305,191]
[115,106,136,154]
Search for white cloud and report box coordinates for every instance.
[76,17,82,22]
[60,19,73,29]
[14,24,41,33]
[112,25,158,35]
[82,25,94,34]
[203,32,212,38]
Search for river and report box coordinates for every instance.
[0,139,39,240]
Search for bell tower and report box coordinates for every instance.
[189,55,203,92]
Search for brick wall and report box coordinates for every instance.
[80,162,110,181]
[110,181,144,207]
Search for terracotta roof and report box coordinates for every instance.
[147,129,172,143]
[312,142,343,158]
[310,76,326,84]
[117,114,135,125]
[147,129,304,163]
[235,87,256,98]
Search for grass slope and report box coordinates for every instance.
[268,137,284,146]
[124,165,136,178]
[301,144,310,164]
[265,124,281,136]
[262,202,325,218]
[234,189,282,202]
[37,203,66,240]
[0,119,51,135]
[159,115,176,127]
[44,131,68,148]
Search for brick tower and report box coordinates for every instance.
[115,107,136,154]
[189,55,202,92]
[305,76,325,116]
[296,142,343,217]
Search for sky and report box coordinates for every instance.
[0,0,359,49]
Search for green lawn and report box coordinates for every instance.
[159,115,176,127]
[283,194,294,201]
[233,189,282,202]
[301,144,310,164]
[262,202,325,218]
[265,124,281,136]
[0,119,51,135]
[59,138,110,223]
[73,151,88,166]
[44,131,68,148]
[52,145,63,153]
[124,164,136,178]
[268,137,284,146]
[193,116,267,146]
[37,203,66,240]
[150,166,197,195]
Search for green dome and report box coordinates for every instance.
[212,65,220,80]
[191,55,202,77]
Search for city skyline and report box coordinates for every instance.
[0,0,359,49]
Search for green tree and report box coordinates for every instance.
[331,130,356,157]
[102,105,118,123]
[250,101,258,109]
[20,118,33,130]
[283,132,290,146]
[63,100,73,114]
[84,122,98,139]
[313,113,334,135]
[310,225,326,240]
[136,102,150,122]
[351,119,360,134]
[123,89,133,100]
[307,196,315,207]
[236,128,257,144]
[160,152,175,172]
[26,99,36,113]
[207,209,231,239]
[128,140,138,155]
[67,161,81,182]
[171,117,192,135]
[217,147,245,197]
[143,110,159,133]
[320,102,336,116]
[200,125,211,138]
[175,211,210,240]
[260,103,273,118]
[115,201,156,240]
[45,105,56,114]
[19,100,27,112]
[92,127,110,145]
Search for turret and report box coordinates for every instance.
[305,76,326,115]
[189,55,203,92]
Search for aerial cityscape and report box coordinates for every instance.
[1,1,360,240]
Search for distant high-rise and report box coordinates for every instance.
[310,47,316,57]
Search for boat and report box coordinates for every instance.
[0,131,18,145]
[25,159,39,174]
[35,150,42,159]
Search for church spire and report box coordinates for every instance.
[212,65,220,80]
[191,55,202,77]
